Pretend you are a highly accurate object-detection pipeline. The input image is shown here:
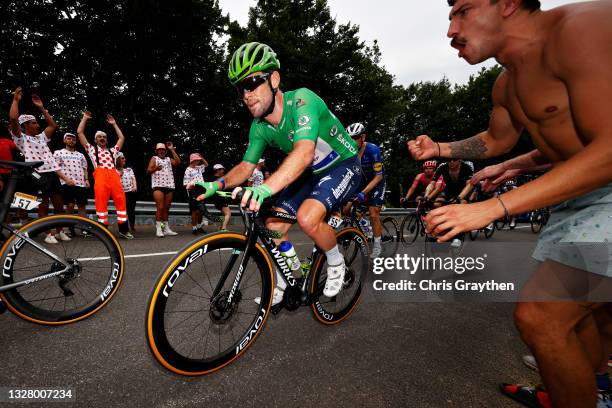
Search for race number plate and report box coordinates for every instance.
[11,192,42,210]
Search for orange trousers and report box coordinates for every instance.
[93,168,127,225]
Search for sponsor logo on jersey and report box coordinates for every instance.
[287,130,295,142]
[296,98,306,108]
[373,162,383,172]
[331,168,355,199]
[298,115,311,127]
[329,126,338,137]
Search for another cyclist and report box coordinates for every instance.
[429,159,474,208]
[193,42,362,304]
[344,123,386,258]
[401,160,440,205]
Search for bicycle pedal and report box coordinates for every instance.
[270,302,284,315]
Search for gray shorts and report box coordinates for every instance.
[532,183,612,277]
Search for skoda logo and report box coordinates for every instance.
[298,115,311,127]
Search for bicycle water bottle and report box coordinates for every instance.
[279,241,302,278]
[359,217,373,239]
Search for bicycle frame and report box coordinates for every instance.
[0,167,72,294]
[211,206,323,308]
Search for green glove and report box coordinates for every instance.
[195,181,221,199]
[244,184,273,205]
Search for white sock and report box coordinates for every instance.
[156,221,162,228]
[374,236,382,246]
[325,245,344,266]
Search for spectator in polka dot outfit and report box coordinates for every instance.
[77,111,131,239]
[9,87,75,244]
[147,142,180,238]
[115,152,137,238]
[53,133,90,220]
[183,152,208,234]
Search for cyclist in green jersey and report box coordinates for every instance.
[193,42,363,305]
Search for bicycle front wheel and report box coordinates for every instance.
[146,232,274,376]
[310,227,368,325]
[0,215,124,325]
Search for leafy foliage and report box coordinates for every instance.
[1,0,530,204]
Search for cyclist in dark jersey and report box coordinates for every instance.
[345,123,386,258]
[193,42,362,305]
[430,159,474,206]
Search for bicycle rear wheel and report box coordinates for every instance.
[468,229,479,241]
[310,228,368,325]
[146,232,273,376]
[531,211,544,233]
[0,215,124,325]
[381,217,399,256]
[400,214,420,246]
[484,223,495,239]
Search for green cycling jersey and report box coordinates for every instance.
[242,88,358,174]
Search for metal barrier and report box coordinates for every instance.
[81,199,415,225]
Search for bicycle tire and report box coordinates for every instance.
[495,219,506,231]
[146,232,274,376]
[381,216,399,256]
[310,228,368,325]
[468,229,479,241]
[531,212,544,233]
[0,215,124,325]
[400,214,419,245]
[484,223,495,239]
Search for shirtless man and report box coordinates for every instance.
[408,1,612,406]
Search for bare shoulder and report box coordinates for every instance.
[491,69,510,105]
[546,2,612,73]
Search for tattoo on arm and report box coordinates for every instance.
[449,136,487,159]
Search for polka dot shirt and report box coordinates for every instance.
[12,132,60,173]
[53,149,88,187]
[85,143,120,170]
[151,156,175,189]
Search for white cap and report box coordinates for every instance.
[213,164,225,170]
[63,132,76,141]
[18,114,36,125]
[257,158,265,164]
[94,130,107,138]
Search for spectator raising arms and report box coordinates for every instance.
[77,111,131,239]
[115,153,137,238]
[53,132,89,220]
[9,87,74,243]
[183,152,208,234]
[147,142,180,238]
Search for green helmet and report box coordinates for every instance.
[228,42,280,85]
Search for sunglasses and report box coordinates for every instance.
[236,73,271,95]
[350,134,364,140]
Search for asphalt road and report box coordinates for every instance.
[0,223,547,407]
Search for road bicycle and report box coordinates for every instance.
[329,199,399,258]
[0,160,124,325]
[529,207,551,233]
[146,191,369,375]
[398,198,466,257]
